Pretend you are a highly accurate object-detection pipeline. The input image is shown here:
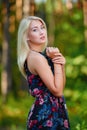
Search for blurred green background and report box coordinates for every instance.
[0,0,87,130]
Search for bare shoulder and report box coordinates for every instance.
[27,51,48,74]
[27,51,47,63]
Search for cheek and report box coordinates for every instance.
[29,33,38,40]
[29,33,40,43]
[44,30,47,37]
[45,32,47,40]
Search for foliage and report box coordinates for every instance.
[54,9,85,57]
[0,92,34,130]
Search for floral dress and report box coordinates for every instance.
[24,52,70,130]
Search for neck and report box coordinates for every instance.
[29,45,44,53]
[31,49,41,53]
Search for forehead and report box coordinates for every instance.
[29,20,44,28]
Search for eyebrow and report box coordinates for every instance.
[31,23,44,30]
[31,26,38,29]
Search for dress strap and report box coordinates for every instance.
[24,60,31,76]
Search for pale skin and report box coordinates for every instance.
[26,20,66,97]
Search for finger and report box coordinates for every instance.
[54,47,60,53]
[47,47,59,53]
[47,47,52,52]
[52,56,63,60]
[52,58,66,64]
[52,60,65,65]
[54,52,62,56]
[52,57,65,62]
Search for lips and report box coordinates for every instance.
[40,36,45,40]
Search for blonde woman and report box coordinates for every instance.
[17,16,70,130]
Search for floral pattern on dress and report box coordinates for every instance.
[24,52,70,130]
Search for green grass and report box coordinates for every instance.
[0,91,34,130]
[64,87,87,130]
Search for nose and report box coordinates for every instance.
[39,29,44,35]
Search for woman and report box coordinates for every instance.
[17,16,70,130]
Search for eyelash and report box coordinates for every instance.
[32,26,45,32]
[41,26,45,29]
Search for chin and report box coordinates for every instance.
[41,40,46,44]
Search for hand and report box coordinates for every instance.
[52,52,66,65]
[46,47,60,59]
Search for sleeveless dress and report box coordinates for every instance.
[24,52,70,130]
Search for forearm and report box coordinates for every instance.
[46,47,66,96]
[62,65,66,88]
[54,64,64,96]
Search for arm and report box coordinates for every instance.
[54,64,66,90]
[27,52,64,97]
[46,47,66,90]
[52,55,66,95]
[62,65,66,88]
[54,63,64,96]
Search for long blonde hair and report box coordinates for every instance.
[17,16,47,79]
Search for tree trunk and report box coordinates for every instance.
[1,1,12,103]
[83,0,87,46]
[46,0,64,46]
[16,0,23,21]
[23,0,35,16]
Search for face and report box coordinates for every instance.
[27,20,47,46]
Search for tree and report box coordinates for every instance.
[83,0,87,48]
[23,0,36,16]
[46,0,64,46]
[16,0,23,21]
[1,0,12,103]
